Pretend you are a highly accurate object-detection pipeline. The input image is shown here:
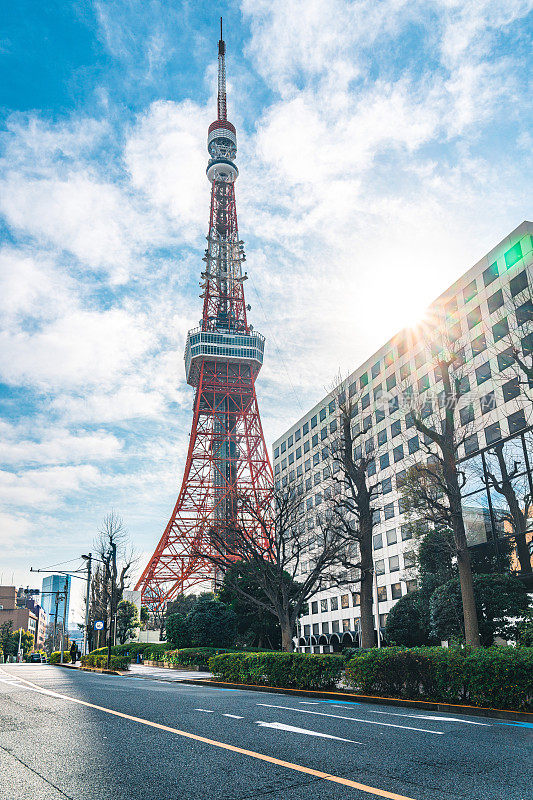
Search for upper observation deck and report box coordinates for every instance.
[184,327,265,386]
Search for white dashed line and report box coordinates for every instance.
[257,704,444,735]
[195,708,214,713]
[223,714,243,719]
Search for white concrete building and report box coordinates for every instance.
[272,222,533,652]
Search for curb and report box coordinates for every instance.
[179,679,533,723]
[56,663,121,676]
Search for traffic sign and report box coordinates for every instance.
[94,620,104,630]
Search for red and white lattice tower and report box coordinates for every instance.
[136,21,273,610]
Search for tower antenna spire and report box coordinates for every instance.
[217,16,226,120]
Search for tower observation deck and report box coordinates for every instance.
[135,20,273,609]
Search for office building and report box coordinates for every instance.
[272,222,533,651]
[0,586,47,650]
[41,575,71,630]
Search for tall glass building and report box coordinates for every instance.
[40,574,71,628]
[272,221,533,652]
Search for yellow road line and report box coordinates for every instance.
[2,669,418,800]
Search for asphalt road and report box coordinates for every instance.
[0,664,531,800]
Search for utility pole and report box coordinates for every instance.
[61,578,68,662]
[17,627,22,662]
[53,592,59,654]
[107,543,116,670]
[83,553,92,656]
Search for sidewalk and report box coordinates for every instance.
[124,663,212,682]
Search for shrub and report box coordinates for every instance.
[49,651,71,665]
[209,652,344,690]
[186,599,238,648]
[345,646,533,711]
[81,652,130,670]
[166,613,191,649]
[385,591,431,646]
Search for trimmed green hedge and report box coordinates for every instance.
[164,647,224,669]
[81,652,130,670]
[345,646,533,711]
[209,652,344,689]
[49,651,71,664]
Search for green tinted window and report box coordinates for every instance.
[504,242,522,268]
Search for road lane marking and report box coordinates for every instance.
[257,704,444,735]
[256,721,362,744]
[366,710,490,726]
[223,714,243,719]
[0,669,419,800]
[195,708,214,713]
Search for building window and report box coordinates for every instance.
[329,400,336,414]
[367,458,376,476]
[463,279,477,303]
[329,419,337,433]
[503,377,520,402]
[281,442,286,454]
[480,391,496,414]
[379,453,390,470]
[504,241,522,268]
[341,594,350,609]
[384,502,395,520]
[522,332,533,357]
[311,601,318,614]
[386,528,397,545]
[401,524,413,541]
[274,464,280,475]
[414,351,425,369]
[406,579,418,593]
[459,404,474,426]
[483,261,498,287]
[295,428,301,441]
[498,347,515,372]
[493,318,509,342]
[389,555,399,572]
[303,422,309,435]
[485,422,501,445]
[391,582,402,600]
[311,415,318,428]
[487,289,504,315]
[312,433,318,447]
[382,477,392,494]
[405,411,415,429]
[389,396,399,414]
[360,371,369,388]
[295,446,302,459]
[471,333,486,357]
[393,444,404,463]
[510,271,529,297]
[467,306,482,329]
[321,427,327,440]
[321,599,328,612]
[516,299,533,327]
[372,360,381,378]
[377,586,387,602]
[289,453,295,465]
[408,435,419,454]
[391,420,402,438]
[464,433,479,455]
[312,623,320,635]
[476,361,491,385]
[375,407,385,424]
[304,624,310,636]
[378,428,388,446]
[330,596,338,611]
[304,440,310,454]
[375,559,385,575]
[401,362,411,380]
[321,621,329,634]
[296,465,303,477]
[373,533,383,550]
[319,407,327,422]
[386,373,397,391]
[352,593,360,606]
[342,619,351,631]
[403,551,416,568]
[274,447,279,459]
[508,409,526,434]
[281,458,287,469]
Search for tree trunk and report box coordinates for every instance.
[281,620,294,652]
[359,514,375,648]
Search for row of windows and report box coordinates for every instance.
[306,579,419,621]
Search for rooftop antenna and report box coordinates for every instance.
[217,16,227,120]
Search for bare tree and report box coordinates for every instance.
[84,512,137,650]
[195,487,349,651]
[326,377,380,648]
[482,442,532,575]
[402,344,481,647]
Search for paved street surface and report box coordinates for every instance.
[0,664,531,800]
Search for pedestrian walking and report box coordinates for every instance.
[70,641,77,665]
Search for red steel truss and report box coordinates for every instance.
[136,23,273,610]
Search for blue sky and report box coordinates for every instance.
[1,0,532,622]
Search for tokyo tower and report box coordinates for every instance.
[136,21,273,610]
